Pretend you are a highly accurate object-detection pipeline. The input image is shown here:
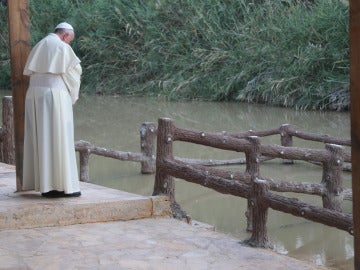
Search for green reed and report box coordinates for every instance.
[0,0,349,110]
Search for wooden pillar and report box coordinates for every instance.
[152,118,187,219]
[244,136,271,248]
[140,122,156,174]
[245,136,262,232]
[245,139,254,232]
[321,144,344,212]
[350,1,360,269]
[78,141,91,182]
[279,124,294,164]
[2,96,15,165]
[152,118,175,202]
[7,0,30,191]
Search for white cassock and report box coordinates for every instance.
[22,33,82,194]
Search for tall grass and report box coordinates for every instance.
[0,0,349,110]
[0,4,10,90]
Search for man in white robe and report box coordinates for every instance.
[22,22,82,197]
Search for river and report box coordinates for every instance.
[72,96,352,269]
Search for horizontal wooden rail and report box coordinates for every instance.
[227,124,351,146]
[74,121,157,181]
[286,128,351,146]
[265,192,353,233]
[163,159,250,198]
[225,127,281,138]
[75,140,146,162]
[174,126,333,163]
[174,127,252,152]
[172,160,352,201]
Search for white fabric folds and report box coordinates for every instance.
[22,74,80,193]
[22,33,81,193]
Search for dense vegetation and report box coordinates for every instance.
[0,0,349,110]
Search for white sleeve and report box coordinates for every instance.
[62,63,82,104]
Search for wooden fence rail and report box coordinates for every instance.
[227,123,351,146]
[153,118,353,248]
[177,126,351,163]
[75,122,157,182]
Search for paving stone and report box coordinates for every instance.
[0,163,328,269]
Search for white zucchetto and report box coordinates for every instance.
[55,22,74,31]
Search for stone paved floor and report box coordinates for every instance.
[0,162,328,270]
[0,218,328,270]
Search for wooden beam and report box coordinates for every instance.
[7,0,30,191]
[350,1,360,269]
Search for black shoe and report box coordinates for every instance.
[63,192,81,197]
[41,190,65,198]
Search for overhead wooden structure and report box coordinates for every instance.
[350,1,360,269]
[7,0,30,191]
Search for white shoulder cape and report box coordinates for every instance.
[24,33,82,104]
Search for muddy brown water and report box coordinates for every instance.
[29,94,356,269]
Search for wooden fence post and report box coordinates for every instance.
[153,118,186,218]
[280,124,294,165]
[78,141,91,182]
[1,96,15,165]
[245,136,260,232]
[244,136,271,248]
[140,122,156,174]
[322,144,344,212]
[153,118,175,202]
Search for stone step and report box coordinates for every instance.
[0,164,171,230]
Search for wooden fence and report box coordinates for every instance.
[75,121,157,181]
[0,97,354,247]
[152,118,353,248]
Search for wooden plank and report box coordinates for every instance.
[350,1,360,269]
[7,0,30,191]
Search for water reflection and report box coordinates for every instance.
[73,96,353,269]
